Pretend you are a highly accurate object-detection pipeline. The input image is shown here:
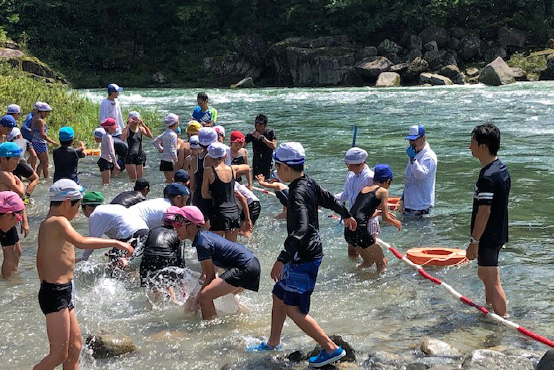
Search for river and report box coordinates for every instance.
[1,83,554,369]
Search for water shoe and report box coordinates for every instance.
[308,347,346,367]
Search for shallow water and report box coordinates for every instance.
[2,83,554,369]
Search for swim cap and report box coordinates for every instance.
[0,142,22,157]
[174,169,190,183]
[0,115,17,128]
[164,206,205,227]
[164,113,179,126]
[59,127,75,141]
[6,127,20,141]
[198,127,217,146]
[344,147,368,164]
[273,142,305,165]
[207,142,229,159]
[214,125,225,137]
[49,179,84,201]
[128,111,140,119]
[36,102,52,112]
[82,191,104,205]
[373,164,393,182]
[93,127,106,139]
[189,135,200,149]
[100,118,117,128]
[0,191,24,213]
[165,183,190,197]
[230,131,245,143]
[186,121,202,135]
[7,104,20,114]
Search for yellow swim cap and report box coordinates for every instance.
[187,121,202,134]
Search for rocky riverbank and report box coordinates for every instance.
[202,27,554,88]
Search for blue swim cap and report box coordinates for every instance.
[0,115,17,128]
[374,164,393,182]
[0,142,23,157]
[59,126,75,141]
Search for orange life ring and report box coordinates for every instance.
[84,149,100,157]
[388,197,400,210]
[406,247,468,266]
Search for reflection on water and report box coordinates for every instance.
[2,83,554,369]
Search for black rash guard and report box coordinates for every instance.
[110,191,146,208]
[277,176,352,264]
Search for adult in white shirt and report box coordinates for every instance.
[78,191,148,262]
[335,147,380,257]
[131,183,190,229]
[399,125,438,217]
[99,83,128,166]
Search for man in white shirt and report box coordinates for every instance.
[399,125,438,217]
[99,83,128,168]
[131,183,190,229]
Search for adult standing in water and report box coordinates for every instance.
[121,111,152,181]
[398,125,437,217]
[467,123,510,317]
[245,114,277,179]
[31,103,58,179]
[99,83,128,170]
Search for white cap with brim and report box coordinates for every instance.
[164,113,179,126]
[93,127,106,139]
[7,127,21,141]
[7,104,20,114]
[273,142,305,165]
[128,111,141,119]
[189,135,201,149]
[198,127,217,146]
[36,102,52,112]
[344,147,368,164]
[207,142,229,158]
[49,179,84,201]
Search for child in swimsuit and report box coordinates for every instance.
[121,111,152,181]
[344,164,402,273]
[30,102,59,179]
[35,180,133,369]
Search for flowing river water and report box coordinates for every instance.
[1,83,554,369]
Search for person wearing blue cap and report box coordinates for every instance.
[250,142,357,368]
[53,127,86,184]
[344,164,402,273]
[398,125,437,217]
[100,83,128,170]
[0,142,30,278]
[30,103,59,179]
[0,114,17,138]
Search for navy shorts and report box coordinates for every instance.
[477,243,503,267]
[220,257,261,292]
[272,258,322,314]
[159,160,174,172]
[1,226,19,247]
[97,157,114,172]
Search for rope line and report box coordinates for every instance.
[377,238,554,348]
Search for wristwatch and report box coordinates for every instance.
[469,236,479,244]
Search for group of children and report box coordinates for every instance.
[0,85,511,368]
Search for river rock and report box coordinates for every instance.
[151,71,168,85]
[420,73,453,86]
[511,67,527,81]
[423,41,438,52]
[536,349,554,370]
[419,26,450,47]
[423,50,443,70]
[447,37,461,51]
[478,57,515,85]
[462,349,533,369]
[539,54,554,80]
[308,335,356,363]
[464,67,480,77]
[356,46,378,59]
[0,47,25,58]
[85,331,137,359]
[498,27,527,48]
[403,57,429,82]
[483,46,507,64]
[363,351,404,368]
[390,63,409,74]
[450,27,466,39]
[406,35,423,50]
[379,39,403,55]
[438,65,464,84]
[233,34,268,66]
[406,49,423,63]
[230,77,255,88]
[460,35,481,60]
[355,56,393,78]
[375,72,401,87]
[287,350,305,363]
[420,338,462,357]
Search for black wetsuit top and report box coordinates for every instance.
[277,176,352,264]
[193,154,206,203]
[350,187,381,226]
[210,166,239,219]
[245,128,276,177]
[110,191,146,208]
[53,145,85,183]
[231,154,245,183]
[127,128,143,155]
[143,226,183,261]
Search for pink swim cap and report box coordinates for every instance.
[0,191,24,213]
[164,206,205,226]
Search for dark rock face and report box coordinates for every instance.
[478,57,515,85]
[378,39,403,55]
[85,332,137,359]
[539,54,554,80]
[498,27,527,48]
[460,35,481,60]
[419,26,450,47]
[483,46,507,64]
[406,49,423,63]
[233,34,268,66]
[355,56,393,78]
[406,35,423,50]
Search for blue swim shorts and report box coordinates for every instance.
[272,258,322,314]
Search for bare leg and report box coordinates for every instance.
[357,243,388,273]
[125,164,137,181]
[478,266,507,316]
[163,171,173,184]
[26,172,40,195]
[37,151,49,178]
[63,309,82,370]
[224,229,239,242]
[267,294,286,347]
[1,243,21,279]
[101,170,111,185]
[136,165,144,179]
[347,244,359,258]
[197,277,237,320]
[285,305,338,354]
[33,309,71,369]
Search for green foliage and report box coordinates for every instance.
[507,52,547,80]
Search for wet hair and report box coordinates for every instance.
[50,199,81,207]
[197,92,208,101]
[60,139,74,146]
[287,163,304,173]
[255,114,268,125]
[472,123,500,155]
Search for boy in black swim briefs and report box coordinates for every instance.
[467,123,511,317]
[35,180,133,369]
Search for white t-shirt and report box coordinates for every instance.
[129,198,172,229]
[234,183,259,205]
[404,143,438,210]
[99,98,124,136]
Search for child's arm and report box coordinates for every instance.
[76,141,86,158]
[37,119,58,146]
[140,120,153,138]
[121,127,129,141]
[60,217,133,252]
[378,189,402,231]
[235,190,252,229]
[316,183,357,231]
[1,173,25,197]
[200,259,216,288]
[106,136,119,170]
[169,133,178,163]
[20,208,30,237]
[201,168,213,199]
[152,133,163,152]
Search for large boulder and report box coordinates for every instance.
[403,57,429,82]
[498,27,527,48]
[423,41,438,52]
[419,26,450,47]
[378,39,403,55]
[460,35,481,60]
[438,65,464,84]
[478,57,515,85]
[204,52,264,85]
[375,72,401,87]
[462,349,534,369]
[390,62,409,74]
[406,49,423,63]
[355,56,393,78]
[420,73,453,85]
[233,34,268,66]
[406,35,423,50]
[151,71,168,85]
[85,331,137,359]
[0,47,24,58]
[537,349,554,370]
[539,54,554,80]
[511,67,527,81]
[483,46,507,64]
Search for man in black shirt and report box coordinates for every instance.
[245,114,277,179]
[467,123,510,317]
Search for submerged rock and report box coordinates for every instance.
[462,349,533,369]
[375,72,401,87]
[478,57,515,86]
[85,331,137,359]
